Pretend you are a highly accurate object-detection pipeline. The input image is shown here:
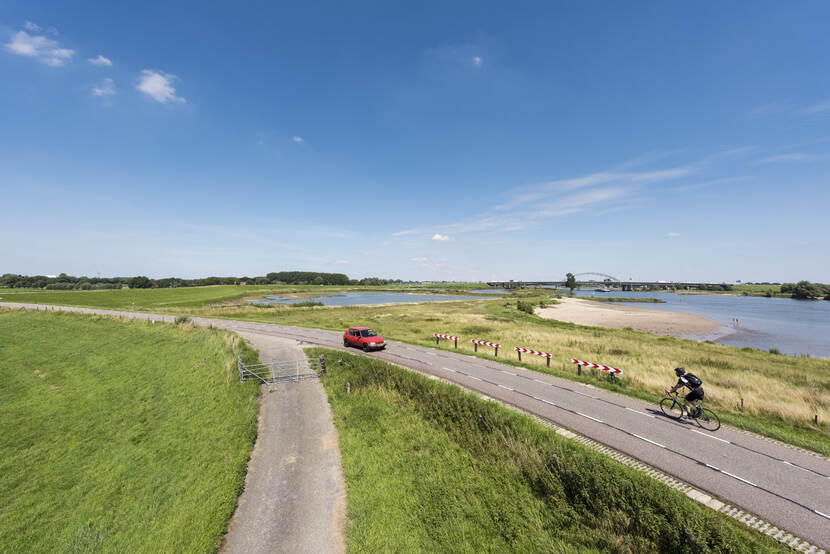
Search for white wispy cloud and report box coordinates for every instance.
[91,78,116,97]
[23,21,41,32]
[4,30,74,66]
[410,257,428,262]
[333,260,349,265]
[88,54,112,66]
[753,153,822,165]
[292,136,304,143]
[473,56,482,66]
[137,70,185,103]
[668,232,680,237]
[801,99,830,116]
[432,234,451,241]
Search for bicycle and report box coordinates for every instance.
[660,392,721,431]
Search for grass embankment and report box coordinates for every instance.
[314,348,778,552]
[0,309,261,552]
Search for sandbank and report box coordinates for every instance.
[535,297,724,339]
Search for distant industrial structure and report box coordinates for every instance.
[487,273,732,291]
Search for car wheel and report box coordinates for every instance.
[344,338,349,347]
[363,343,369,352]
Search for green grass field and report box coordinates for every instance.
[314,348,779,552]
[0,309,261,553]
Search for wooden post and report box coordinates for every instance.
[346,382,351,395]
[494,346,498,357]
[474,343,478,352]
[436,335,439,345]
[517,350,522,361]
[454,338,457,349]
[546,357,550,368]
[577,364,582,376]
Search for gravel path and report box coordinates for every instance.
[219,332,346,554]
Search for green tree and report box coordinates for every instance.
[565,272,577,295]
[128,276,153,289]
[792,280,823,299]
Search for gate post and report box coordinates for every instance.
[238,356,244,383]
[319,354,326,375]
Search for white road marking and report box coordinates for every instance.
[632,434,666,449]
[721,471,757,487]
[625,407,653,417]
[815,510,830,520]
[576,412,603,423]
[467,375,482,381]
[498,385,514,391]
[503,371,517,376]
[690,429,730,443]
[539,399,557,406]
[533,379,548,384]
[441,367,456,372]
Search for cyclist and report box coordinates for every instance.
[665,367,704,419]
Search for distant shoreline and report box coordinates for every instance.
[535,297,725,339]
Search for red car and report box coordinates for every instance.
[343,327,387,351]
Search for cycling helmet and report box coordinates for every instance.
[674,367,685,376]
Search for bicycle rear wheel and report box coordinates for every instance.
[696,408,721,431]
[660,397,684,419]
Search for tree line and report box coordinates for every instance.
[781,281,830,300]
[0,272,403,290]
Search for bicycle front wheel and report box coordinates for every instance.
[660,397,684,419]
[696,408,721,431]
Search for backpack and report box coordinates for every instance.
[685,373,702,388]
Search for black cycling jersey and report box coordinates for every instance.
[676,374,702,390]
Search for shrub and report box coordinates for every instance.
[174,315,191,325]
[289,301,324,308]
[516,300,535,314]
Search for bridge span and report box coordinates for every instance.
[485,280,732,291]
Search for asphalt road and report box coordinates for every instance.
[5,303,829,549]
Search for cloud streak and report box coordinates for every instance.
[91,78,116,97]
[137,70,186,103]
[4,30,74,66]
[88,54,112,66]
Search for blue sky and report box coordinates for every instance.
[2,1,829,282]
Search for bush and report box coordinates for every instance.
[516,300,535,314]
[768,348,781,355]
[289,301,324,308]
[174,315,191,325]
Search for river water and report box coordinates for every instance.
[568,290,830,358]
[256,292,476,306]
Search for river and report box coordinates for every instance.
[567,290,830,358]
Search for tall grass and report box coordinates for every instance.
[313,348,779,553]
[0,309,261,552]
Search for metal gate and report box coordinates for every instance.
[238,356,325,384]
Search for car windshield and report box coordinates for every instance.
[360,329,377,337]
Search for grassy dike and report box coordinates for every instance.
[0,309,261,553]
[311,347,779,553]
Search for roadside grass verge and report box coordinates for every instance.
[312,348,779,552]
[0,309,261,553]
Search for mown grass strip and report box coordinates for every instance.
[0,309,261,553]
[311,347,781,553]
